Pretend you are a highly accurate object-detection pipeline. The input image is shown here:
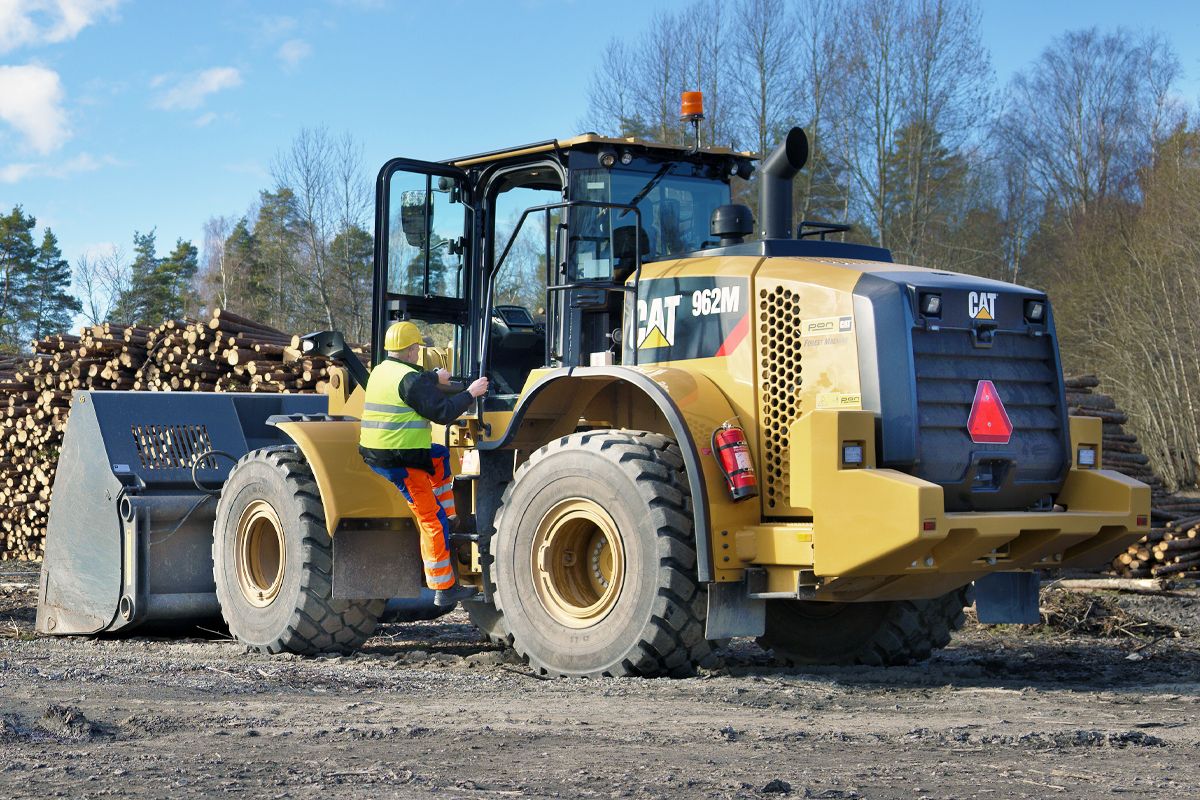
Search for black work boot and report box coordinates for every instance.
[433,583,478,607]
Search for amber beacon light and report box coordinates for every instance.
[681,91,704,149]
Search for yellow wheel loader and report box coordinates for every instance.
[37,119,1150,676]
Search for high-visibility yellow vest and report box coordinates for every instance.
[359,359,432,450]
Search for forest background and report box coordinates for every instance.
[3,0,1198,488]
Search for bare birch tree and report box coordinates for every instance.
[272,127,338,330]
[732,0,799,159]
[201,215,233,311]
[73,245,128,325]
[998,28,1182,218]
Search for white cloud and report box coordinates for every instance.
[277,39,311,71]
[0,151,114,184]
[0,0,123,54]
[0,64,69,154]
[193,111,217,127]
[259,15,296,40]
[0,162,37,183]
[154,67,242,111]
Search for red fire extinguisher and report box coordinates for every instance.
[712,420,759,501]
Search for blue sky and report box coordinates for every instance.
[2,0,1200,295]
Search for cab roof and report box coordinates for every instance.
[448,133,756,168]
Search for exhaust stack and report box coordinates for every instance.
[758,127,809,240]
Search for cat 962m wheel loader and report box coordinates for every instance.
[37,94,1149,676]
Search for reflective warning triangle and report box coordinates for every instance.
[967,379,1013,444]
[639,326,670,349]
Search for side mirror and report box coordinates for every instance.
[399,189,432,247]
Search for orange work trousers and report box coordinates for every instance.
[368,444,456,590]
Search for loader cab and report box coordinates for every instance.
[371,136,752,401]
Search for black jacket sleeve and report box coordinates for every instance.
[398,370,473,425]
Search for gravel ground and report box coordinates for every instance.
[2,569,1199,800]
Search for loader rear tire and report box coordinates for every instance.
[758,585,972,667]
[464,598,508,646]
[491,430,709,678]
[213,446,385,655]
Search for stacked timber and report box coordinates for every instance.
[0,311,365,561]
[1111,519,1200,579]
[1067,375,1200,578]
[1064,375,1161,490]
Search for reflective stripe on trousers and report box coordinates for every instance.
[368,461,455,590]
[431,443,456,518]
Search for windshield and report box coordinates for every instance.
[568,160,731,281]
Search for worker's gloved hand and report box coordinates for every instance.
[467,377,489,398]
[436,368,451,385]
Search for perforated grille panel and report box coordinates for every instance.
[131,424,217,470]
[758,286,803,510]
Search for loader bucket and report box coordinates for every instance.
[36,390,326,636]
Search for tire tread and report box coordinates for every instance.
[489,430,708,678]
[212,446,384,656]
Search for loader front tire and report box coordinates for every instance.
[491,431,709,678]
[213,446,384,655]
[757,585,972,667]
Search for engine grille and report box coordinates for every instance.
[911,328,1067,508]
[758,286,804,510]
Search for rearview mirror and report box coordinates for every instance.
[400,189,431,247]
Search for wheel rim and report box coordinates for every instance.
[236,499,286,607]
[530,498,625,629]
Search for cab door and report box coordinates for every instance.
[372,158,476,370]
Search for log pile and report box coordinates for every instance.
[0,310,363,562]
[1112,520,1200,579]
[1065,375,1161,490]
[1065,375,1200,579]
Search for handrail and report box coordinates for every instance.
[477,200,644,423]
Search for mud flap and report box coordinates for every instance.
[974,571,1040,624]
[705,580,765,639]
[332,521,423,600]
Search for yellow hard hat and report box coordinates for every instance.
[384,321,422,351]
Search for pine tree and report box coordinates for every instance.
[329,222,373,344]
[110,230,159,325]
[150,239,199,320]
[253,189,301,330]
[0,206,38,353]
[882,122,969,263]
[25,228,82,340]
[222,217,271,319]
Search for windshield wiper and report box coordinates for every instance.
[620,164,672,217]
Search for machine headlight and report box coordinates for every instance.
[920,293,941,317]
[1025,299,1046,323]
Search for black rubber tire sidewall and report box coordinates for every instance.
[495,460,658,675]
[213,455,310,648]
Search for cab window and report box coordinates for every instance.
[484,165,563,394]
[567,158,730,281]
[492,181,560,317]
[387,170,467,299]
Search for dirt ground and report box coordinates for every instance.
[2,568,1199,800]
